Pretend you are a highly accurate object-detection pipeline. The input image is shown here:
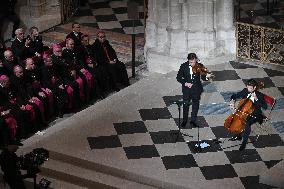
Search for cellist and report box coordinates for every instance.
[229,79,267,151]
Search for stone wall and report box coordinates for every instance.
[2,0,61,41]
[145,0,236,73]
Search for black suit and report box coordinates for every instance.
[76,44,110,92]
[177,62,207,123]
[11,38,35,60]
[41,64,68,115]
[2,58,21,76]
[0,83,33,139]
[29,35,44,54]
[230,88,267,144]
[0,149,26,189]
[92,39,130,89]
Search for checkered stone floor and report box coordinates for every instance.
[73,0,284,34]
[87,61,284,188]
[73,0,145,35]
[238,0,284,29]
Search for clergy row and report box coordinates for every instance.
[0,22,130,146]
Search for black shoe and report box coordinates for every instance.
[229,135,242,141]
[190,121,198,127]
[181,121,187,128]
[239,142,246,151]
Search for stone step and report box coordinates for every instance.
[24,175,87,189]
[37,150,158,189]
[17,72,179,189]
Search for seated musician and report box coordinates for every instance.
[229,79,267,151]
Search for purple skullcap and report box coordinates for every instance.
[52,44,62,49]
[0,75,8,81]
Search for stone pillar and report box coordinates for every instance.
[21,0,62,32]
[145,0,236,74]
[2,0,62,41]
[181,2,189,30]
[215,0,236,55]
[27,0,47,18]
[187,0,215,57]
[145,0,157,50]
[169,0,182,29]
[155,0,169,52]
[168,0,187,56]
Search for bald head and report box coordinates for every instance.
[13,65,24,78]
[25,58,35,70]
[4,50,14,62]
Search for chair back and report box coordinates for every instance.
[264,94,276,107]
[263,94,276,119]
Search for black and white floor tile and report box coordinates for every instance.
[87,61,284,187]
[72,0,145,35]
[238,0,284,29]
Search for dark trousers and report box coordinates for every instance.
[182,94,200,123]
[5,177,26,189]
[242,116,258,144]
[0,121,10,147]
[87,65,111,93]
[107,61,130,88]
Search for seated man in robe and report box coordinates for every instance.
[0,75,32,139]
[24,58,54,120]
[92,30,130,92]
[10,65,45,130]
[41,54,68,117]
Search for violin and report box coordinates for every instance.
[224,81,264,134]
[192,63,214,79]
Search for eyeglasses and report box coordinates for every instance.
[98,36,105,39]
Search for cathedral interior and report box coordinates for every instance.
[0,0,284,188]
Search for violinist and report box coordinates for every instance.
[176,53,213,128]
[229,79,267,151]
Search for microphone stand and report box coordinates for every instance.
[194,123,202,152]
[173,100,193,142]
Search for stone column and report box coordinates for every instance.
[18,0,61,32]
[169,0,182,30]
[145,0,236,74]
[145,0,158,50]
[181,2,189,30]
[187,0,215,58]
[215,0,236,55]
[216,0,234,30]
[168,0,187,55]
[27,0,47,18]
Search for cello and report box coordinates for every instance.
[224,81,264,134]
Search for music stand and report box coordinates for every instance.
[173,100,193,142]
[192,121,213,153]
